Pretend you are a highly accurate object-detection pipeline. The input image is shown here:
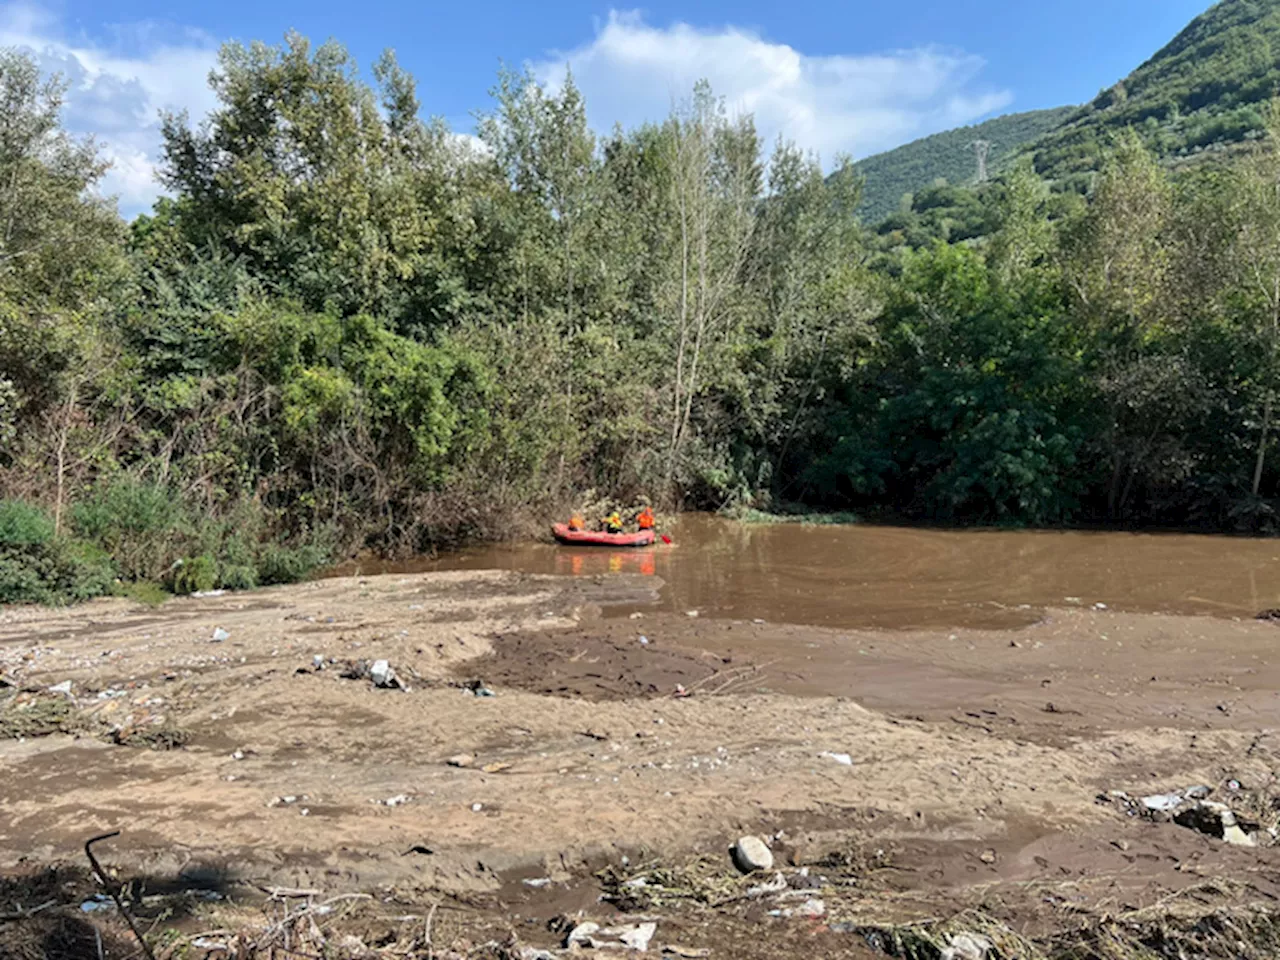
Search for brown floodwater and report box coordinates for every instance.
[331,515,1280,630]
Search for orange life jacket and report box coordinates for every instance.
[637,508,655,530]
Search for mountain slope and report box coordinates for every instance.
[1025,0,1280,186]
[855,107,1075,223]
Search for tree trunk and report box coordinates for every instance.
[1253,389,1272,497]
[53,381,77,536]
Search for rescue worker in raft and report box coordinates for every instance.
[602,509,624,534]
[636,506,655,532]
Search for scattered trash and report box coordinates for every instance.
[944,932,994,960]
[979,848,997,865]
[474,687,496,697]
[381,794,411,807]
[471,803,484,813]
[620,922,658,951]
[819,751,853,766]
[522,877,552,888]
[519,949,557,960]
[47,680,73,696]
[685,610,699,618]
[1094,602,1108,610]
[192,590,226,599]
[629,612,645,620]
[80,896,113,914]
[212,628,230,642]
[482,761,512,774]
[191,938,229,950]
[447,753,476,768]
[662,947,710,959]
[769,897,825,919]
[564,921,657,952]
[1174,800,1257,847]
[746,872,787,897]
[731,835,774,874]
[639,635,650,646]
[1141,792,1185,812]
[312,655,325,670]
[752,618,766,625]
[231,750,245,761]
[370,659,396,688]
[566,922,600,947]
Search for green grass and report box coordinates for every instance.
[726,507,859,526]
[116,580,172,607]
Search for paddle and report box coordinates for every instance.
[660,534,672,545]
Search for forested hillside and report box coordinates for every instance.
[1024,0,1280,187]
[9,5,1280,604]
[856,107,1074,222]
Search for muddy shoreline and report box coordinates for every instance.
[4,570,1280,957]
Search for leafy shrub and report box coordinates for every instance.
[72,480,184,581]
[171,554,218,595]
[0,500,54,549]
[256,542,329,585]
[0,502,115,605]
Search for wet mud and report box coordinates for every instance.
[5,534,1280,955]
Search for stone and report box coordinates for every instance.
[979,848,997,865]
[943,932,993,960]
[565,921,600,947]
[731,836,774,874]
[619,921,657,951]
[370,659,395,687]
[446,753,475,768]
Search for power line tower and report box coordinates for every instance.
[971,140,991,184]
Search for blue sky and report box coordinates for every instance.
[5,0,1214,215]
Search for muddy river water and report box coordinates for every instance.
[334,516,1280,629]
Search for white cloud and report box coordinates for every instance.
[531,11,1013,166]
[0,2,219,216]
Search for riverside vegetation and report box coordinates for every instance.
[10,5,1280,603]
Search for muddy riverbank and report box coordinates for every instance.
[4,567,1280,957]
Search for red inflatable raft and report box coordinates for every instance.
[552,523,655,547]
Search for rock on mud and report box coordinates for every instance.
[1174,800,1257,847]
[731,835,774,874]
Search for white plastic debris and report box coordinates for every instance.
[819,751,854,766]
[1141,792,1184,812]
[619,921,657,951]
[47,680,73,696]
[212,627,230,642]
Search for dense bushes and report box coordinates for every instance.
[0,502,114,605]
